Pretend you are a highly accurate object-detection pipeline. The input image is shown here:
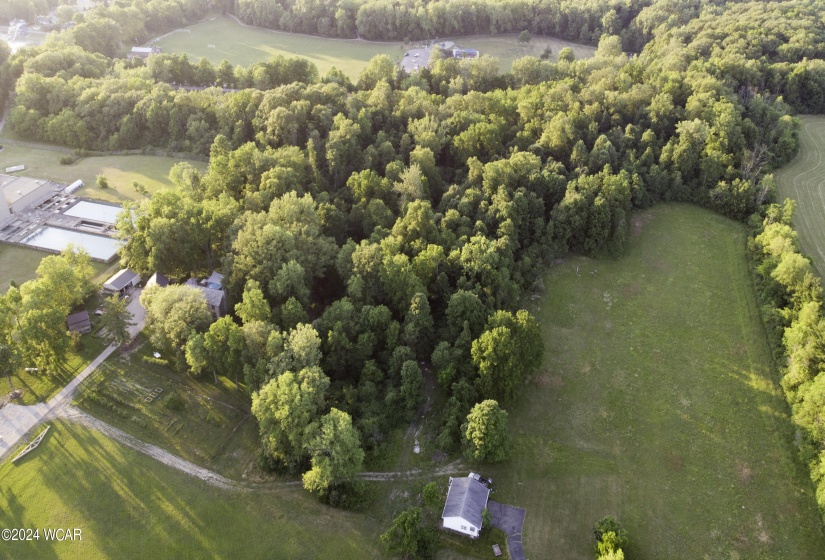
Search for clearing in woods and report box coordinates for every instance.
[477,204,825,559]
[152,15,595,78]
[775,114,825,277]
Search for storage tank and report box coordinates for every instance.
[64,179,84,194]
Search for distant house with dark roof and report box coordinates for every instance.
[442,474,491,538]
[103,269,140,296]
[67,309,91,334]
[146,272,169,289]
[185,271,226,319]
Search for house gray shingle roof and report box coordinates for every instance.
[146,272,169,288]
[185,277,225,309]
[66,310,91,333]
[442,477,490,528]
[104,269,140,291]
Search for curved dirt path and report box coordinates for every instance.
[60,406,242,490]
[54,407,464,490]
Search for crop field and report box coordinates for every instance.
[477,204,825,559]
[0,421,381,560]
[74,336,259,480]
[775,115,825,277]
[153,15,595,78]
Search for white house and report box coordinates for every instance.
[441,473,491,538]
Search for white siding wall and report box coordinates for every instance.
[443,517,479,538]
[0,199,9,221]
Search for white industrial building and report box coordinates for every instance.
[0,174,57,220]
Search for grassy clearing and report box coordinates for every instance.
[155,15,405,79]
[154,15,595,78]
[74,335,259,480]
[775,115,825,277]
[0,420,381,560]
[476,204,825,559]
[0,143,206,204]
[456,34,596,69]
[0,245,116,294]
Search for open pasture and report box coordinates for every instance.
[0,421,381,560]
[775,115,825,277]
[152,15,595,78]
[478,204,825,559]
[153,15,405,79]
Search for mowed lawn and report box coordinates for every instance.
[479,204,825,559]
[456,33,596,69]
[0,144,206,204]
[154,15,405,79]
[153,15,595,78]
[0,421,381,560]
[775,115,825,277]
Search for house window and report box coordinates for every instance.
[461,525,467,530]
[470,527,476,533]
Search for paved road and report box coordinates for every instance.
[0,293,146,461]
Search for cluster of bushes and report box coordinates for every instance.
[749,201,825,519]
[594,516,628,559]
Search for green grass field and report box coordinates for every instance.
[154,15,405,79]
[476,204,825,559]
[0,144,206,204]
[153,15,595,78]
[775,115,825,277]
[454,34,595,69]
[74,335,260,479]
[0,421,381,560]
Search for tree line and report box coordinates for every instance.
[750,201,825,522]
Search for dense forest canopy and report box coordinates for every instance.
[2,0,825,516]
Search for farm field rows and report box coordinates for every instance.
[775,115,825,277]
[0,421,381,560]
[478,204,825,559]
[152,15,595,78]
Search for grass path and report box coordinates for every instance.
[775,115,825,276]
